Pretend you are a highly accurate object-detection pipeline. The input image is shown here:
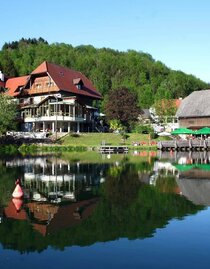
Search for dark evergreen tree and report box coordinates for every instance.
[0,51,17,76]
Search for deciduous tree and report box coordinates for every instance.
[0,94,17,134]
[105,88,141,129]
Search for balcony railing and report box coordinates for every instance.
[23,114,87,123]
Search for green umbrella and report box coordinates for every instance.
[171,127,194,135]
[194,127,210,135]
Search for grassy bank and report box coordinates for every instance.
[59,132,161,148]
[0,133,167,154]
[20,132,164,154]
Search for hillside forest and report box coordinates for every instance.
[0,38,208,112]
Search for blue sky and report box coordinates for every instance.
[2,0,210,82]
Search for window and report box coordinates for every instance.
[73,78,83,90]
[35,83,41,89]
[76,84,82,90]
[46,82,54,87]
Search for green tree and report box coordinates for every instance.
[0,94,17,134]
[0,51,17,77]
[153,82,176,119]
[138,84,154,108]
[109,119,124,132]
[0,37,208,110]
[153,99,177,119]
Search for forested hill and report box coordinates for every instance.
[0,37,208,108]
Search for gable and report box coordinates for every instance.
[26,75,59,95]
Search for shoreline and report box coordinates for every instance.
[0,133,159,154]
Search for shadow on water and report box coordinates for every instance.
[0,152,205,253]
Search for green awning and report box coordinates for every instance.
[171,128,194,135]
[194,127,210,135]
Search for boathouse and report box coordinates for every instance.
[176,89,210,129]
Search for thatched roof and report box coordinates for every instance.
[176,89,210,118]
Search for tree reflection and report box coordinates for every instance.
[0,162,21,207]
[0,156,205,253]
[155,175,180,194]
[104,162,141,208]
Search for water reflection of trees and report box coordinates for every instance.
[0,156,204,253]
[104,163,140,207]
[0,162,21,206]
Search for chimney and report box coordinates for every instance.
[0,71,4,82]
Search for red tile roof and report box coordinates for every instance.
[5,75,29,97]
[31,61,48,74]
[31,61,102,99]
[4,61,102,99]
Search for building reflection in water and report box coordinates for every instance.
[155,150,210,206]
[4,156,109,236]
[4,151,210,236]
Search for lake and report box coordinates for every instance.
[1,150,210,269]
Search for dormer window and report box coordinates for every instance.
[77,84,82,90]
[73,78,84,90]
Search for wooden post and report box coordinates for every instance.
[174,139,177,150]
[189,139,192,150]
[158,141,162,150]
[148,134,151,146]
[204,139,207,150]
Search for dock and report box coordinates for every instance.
[99,146,129,154]
[157,139,209,151]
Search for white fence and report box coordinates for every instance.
[6,131,47,139]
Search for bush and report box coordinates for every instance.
[18,144,38,153]
[131,123,158,139]
[133,124,152,134]
[120,131,129,142]
[150,131,158,139]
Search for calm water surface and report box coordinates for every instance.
[1,150,210,269]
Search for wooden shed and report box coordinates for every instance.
[176,89,210,129]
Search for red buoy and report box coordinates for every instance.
[12,198,23,211]
[12,182,23,199]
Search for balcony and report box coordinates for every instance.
[24,114,86,123]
